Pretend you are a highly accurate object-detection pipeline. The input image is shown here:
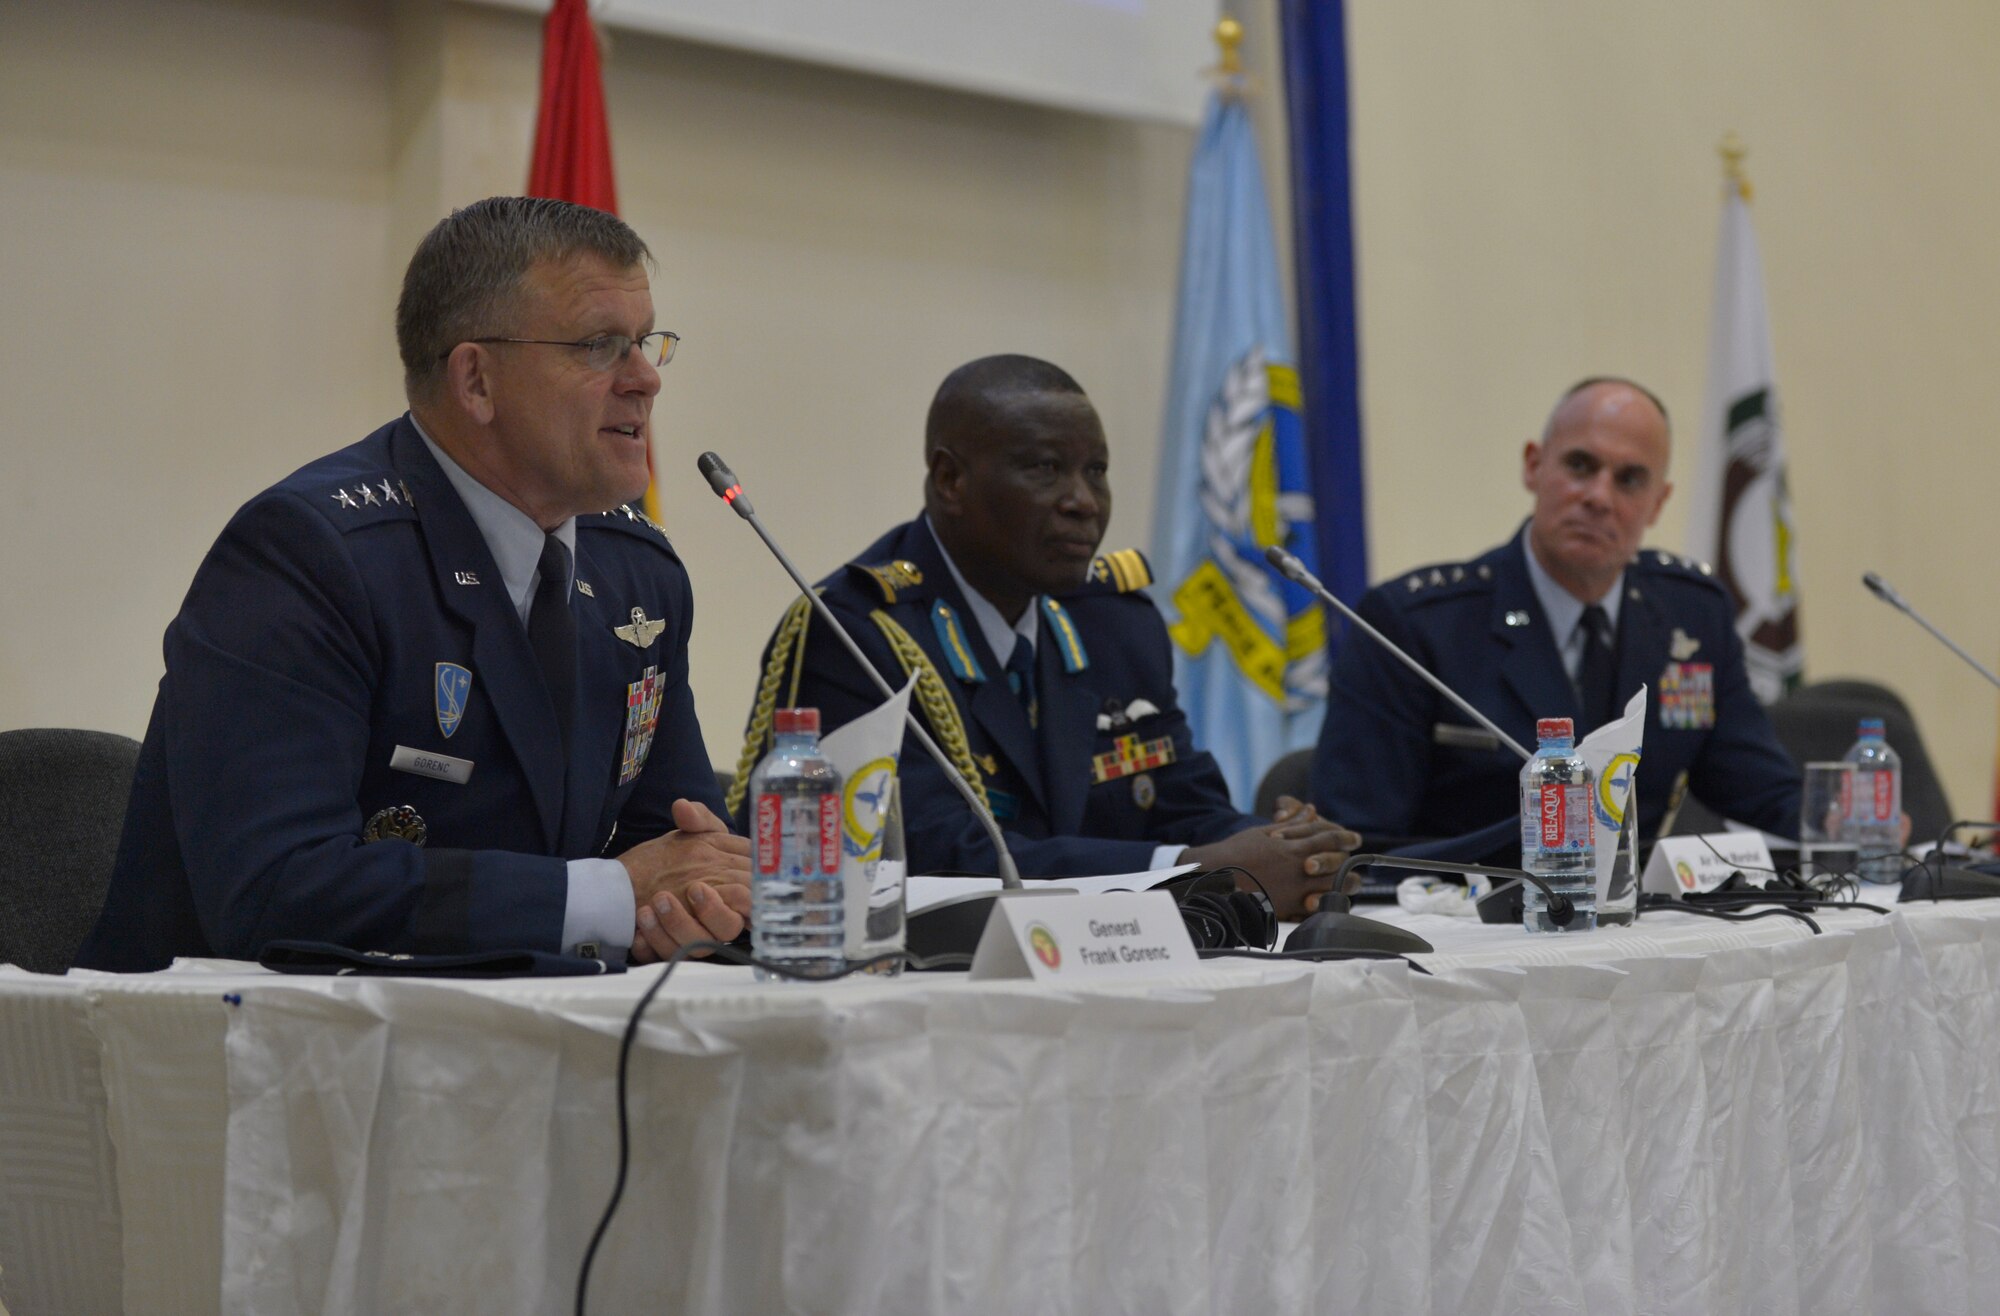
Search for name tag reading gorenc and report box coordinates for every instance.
[389,744,474,785]
[970,889,1198,982]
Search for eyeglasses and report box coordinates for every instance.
[449,330,679,371]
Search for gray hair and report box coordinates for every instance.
[397,196,652,400]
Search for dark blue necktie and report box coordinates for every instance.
[1005,634,1038,730]
[529,534,577,754]
[1578,604,1617,734]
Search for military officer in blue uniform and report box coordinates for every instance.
[78,197,749,972]
[730,355,1360,918]
[1311,377,1802,858]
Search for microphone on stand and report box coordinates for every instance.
[1265,546,1531,761]
[1862,571,2000,691]
[695,453,1031,950]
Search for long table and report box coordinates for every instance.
[5,894,2000,1314]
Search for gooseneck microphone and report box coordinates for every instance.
[1862,571,2000,691]
[697,451,1023,890]
[1265,545,1532,761]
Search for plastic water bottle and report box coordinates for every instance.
[1843,717,1903,884]
[749,708,845,977]
[1519,717,1598,933]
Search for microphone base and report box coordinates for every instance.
[1283,895,1435,957]
[1902,861,2000,902]
[905,886,1071,968]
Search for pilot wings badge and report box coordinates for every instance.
[613,606,666,650]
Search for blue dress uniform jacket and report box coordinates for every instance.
[1310,528,1801,851]
[741,517,1258,878]
[75,416,724,972]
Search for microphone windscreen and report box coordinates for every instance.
[696,451,736,498]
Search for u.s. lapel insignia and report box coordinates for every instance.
[613,606,666,649]
[1090,732,1177,785]
[576,580,595,598]
[1131,772,1157,810]
[453,570,480,586]
[1669,627,1701,661]
[1504,610,1532,627]
[619,664,665,785]
[1657,660,1716,729]
[434,662,472,738]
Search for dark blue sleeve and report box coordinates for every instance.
[160,494,565,958]
[1310,587,1439,836]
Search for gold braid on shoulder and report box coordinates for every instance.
[726,594,815,816]
[866,610,990,814]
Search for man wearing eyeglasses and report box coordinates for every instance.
[78,196,749,972]
[1308,377,1801,864]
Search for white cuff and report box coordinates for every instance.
[562,858,637,958]
[1149,843,1189,872]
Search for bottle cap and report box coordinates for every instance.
[1536,717,1574,743]
[775,707,821,736]
[1858,717,1885,739]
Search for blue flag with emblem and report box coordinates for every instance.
[1150,86,1326,811]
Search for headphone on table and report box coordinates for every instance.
[1173,868,1278,951]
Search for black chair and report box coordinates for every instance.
[0,728,141,974]
[1664,678,1950,841]
[1765,678,1953,843]
[1253,748,1314,818]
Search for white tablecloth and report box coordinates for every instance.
[5,897,2000,1314]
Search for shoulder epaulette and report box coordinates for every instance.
[315,473,419,529]
[584,504,684,558]
[1631,548,1722,587]
[1391,559,1492,605]
[841,557,927,605]
[1076,548,1152,595]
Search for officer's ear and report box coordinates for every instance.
[927,445,968,519]
[441,342,498,426]
[1520,439,1543,494]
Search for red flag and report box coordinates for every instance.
[527,0,667,520]
[528,0,617,214]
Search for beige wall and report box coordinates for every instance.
[5,0,2000,815]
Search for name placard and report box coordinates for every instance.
[1641,832,1777,897]
[969,890,1198,982]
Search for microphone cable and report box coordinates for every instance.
[576,941,960,1316]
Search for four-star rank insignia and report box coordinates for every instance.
[613,606,666,649]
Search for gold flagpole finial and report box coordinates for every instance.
[1206,15,1249,97]
[1215,17,1245,74]
[1719,130,1753,202]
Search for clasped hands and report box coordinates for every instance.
[619,798,754,963]
[1182,795,1362,921]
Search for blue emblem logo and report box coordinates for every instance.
[434,663,472,739]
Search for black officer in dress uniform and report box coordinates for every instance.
[1310,377,1801,859]
[78,198,749,972]
[731,355,1360,918]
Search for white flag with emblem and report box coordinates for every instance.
[1684,150,1803,703]
[820,674,916,958]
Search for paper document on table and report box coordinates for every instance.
[905,863,1200,913]
[1576,686,1646,904]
